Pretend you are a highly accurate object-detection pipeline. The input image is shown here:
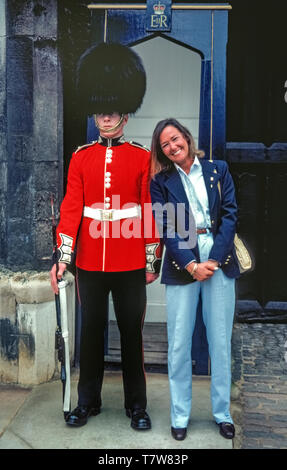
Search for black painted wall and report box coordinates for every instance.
[225,0,287,308]
[226,0,287,145]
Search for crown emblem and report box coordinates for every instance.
[153,1,166,15]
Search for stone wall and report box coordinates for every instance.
[231,322,287,448]
[0,270,75,385]
[0,0,69,386]
[0,0,63,271]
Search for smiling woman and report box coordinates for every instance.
[150,117,239,440]
[160,126,193,173]
[150,118,205,178]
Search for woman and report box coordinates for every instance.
[150,118,240,441]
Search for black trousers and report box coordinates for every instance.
[76,268,147,411]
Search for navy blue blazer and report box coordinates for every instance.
[150,158,241,285]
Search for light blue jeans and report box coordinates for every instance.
[166,232,235,428]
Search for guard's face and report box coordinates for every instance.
[95,113,128,138]
[159,125,190,169]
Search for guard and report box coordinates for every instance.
[50,43,162,430]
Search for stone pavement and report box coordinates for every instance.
[1,323,287,451]
[0,371,233,451]
[1,268,286,452]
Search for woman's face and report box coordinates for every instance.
[159,125,190,169]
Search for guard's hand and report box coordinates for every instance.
[50,262,67,294]
[146,272,159,285]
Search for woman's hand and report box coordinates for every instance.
[50,262,67,294]
[186,260,218,282]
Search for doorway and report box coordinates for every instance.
[108,36,202,323]
[71,3,231,372]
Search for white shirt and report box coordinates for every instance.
[175,157,211,230]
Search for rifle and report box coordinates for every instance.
[51,196,71,421]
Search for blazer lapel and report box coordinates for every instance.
[163,161,221,216]
[164,167,190,213]
[200,160,221,213]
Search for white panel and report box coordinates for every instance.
[125,36,201,149]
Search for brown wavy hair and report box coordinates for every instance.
[150,118,205,178]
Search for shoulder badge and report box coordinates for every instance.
[75,140,98,154]
[129,141,150,152]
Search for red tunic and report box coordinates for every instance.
[56,139,161,272]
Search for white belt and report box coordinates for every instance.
[83,205,141,222]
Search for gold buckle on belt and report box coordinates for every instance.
[101,209,114,221]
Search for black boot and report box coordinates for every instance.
[126,409,151,430]
[66,405,100,427]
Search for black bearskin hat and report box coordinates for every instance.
[76,42,146,116]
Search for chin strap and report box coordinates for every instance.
[94,114,125,133]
